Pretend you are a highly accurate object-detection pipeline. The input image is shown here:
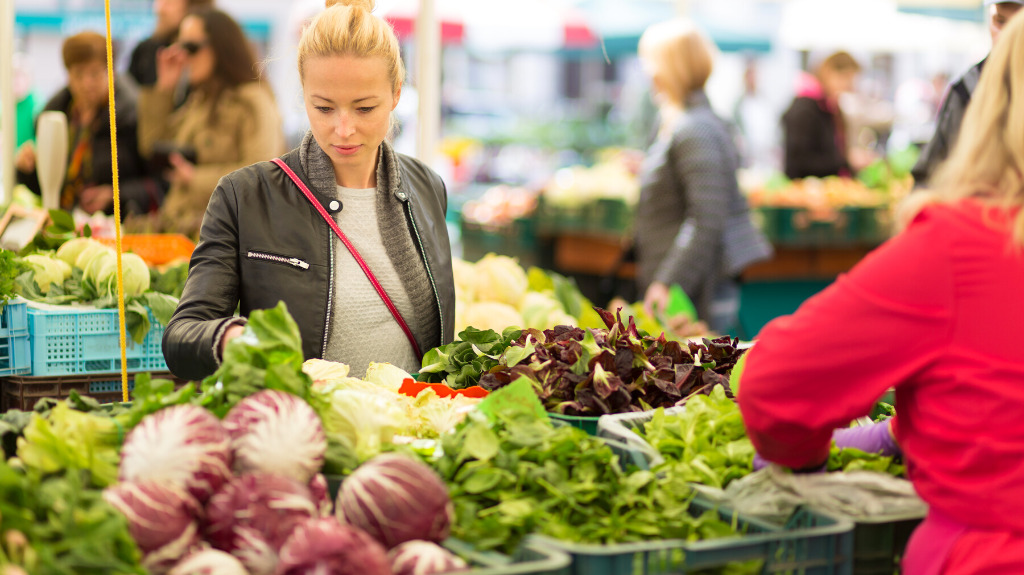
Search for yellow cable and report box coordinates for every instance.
[103,1,130,403]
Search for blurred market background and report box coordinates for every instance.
[0,0,995,337]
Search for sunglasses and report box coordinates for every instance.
[178,41,208,55]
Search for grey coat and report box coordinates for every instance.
[635,91,772,321]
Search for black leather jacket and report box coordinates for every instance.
[162,147,455,381]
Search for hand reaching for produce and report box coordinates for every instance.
[220,323,246,359]
[832,419,900,457]
[752,419,899,471]
[15,141,35,173]
[78,185,114,215]
[643,281,670,318]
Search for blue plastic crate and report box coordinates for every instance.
[0,299,31,377]
[26,305,167,376]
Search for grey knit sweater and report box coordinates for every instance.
[635,91,772,322]
[298,132,439,372]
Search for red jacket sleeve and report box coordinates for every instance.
[738,208,954,469]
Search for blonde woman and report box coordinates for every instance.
[163,0,454,382]
[635,19,771,334]
[739,11,1024,574]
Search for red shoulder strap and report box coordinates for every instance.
[271,158,422,361]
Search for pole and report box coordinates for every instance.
[415,0,441,168]
[1,0,16,204]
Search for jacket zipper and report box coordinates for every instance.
[322,221,335,358]
[404,200,445,342]
[246,251,310,270]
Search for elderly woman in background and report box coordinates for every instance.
[15,31,159,216]
[635,19,771,334]
[138,7,284,238]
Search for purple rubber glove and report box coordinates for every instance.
[751,420,898,472]
[832,420,901,457]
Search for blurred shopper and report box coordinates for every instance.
[127,0,214,89]
[781,51,862,179]
[163,0,454,381]
[15,32,159,216]
[739,11,1024,573]
[635,19,772,334]
[137,7,285,238]
[911,0,1023,187]
[733,58,778,172]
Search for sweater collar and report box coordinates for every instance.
[298,131,404,200]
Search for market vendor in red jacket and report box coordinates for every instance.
[738,11,1024,575]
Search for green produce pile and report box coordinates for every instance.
[640,386,754,489]
[0,464,143,574]
[419,326,523,390]
[433,379,754,571]
[10,236,179,343]
[637,389,904,485]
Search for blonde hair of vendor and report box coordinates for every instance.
[297,0,405,94]
[902,11,1024,246]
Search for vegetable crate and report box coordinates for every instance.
[95,233,196,267]
[460,216,540,268]
[1,371,179,411]
[446,539,572,575]
[597,410,923,575]
[0,299,31,377]
[829,512,923,575]
[26,305,167,376]
[548,413,600,435]
[531,496,853,575]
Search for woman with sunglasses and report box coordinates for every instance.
[162,0,455,383]
[137,7,285,238]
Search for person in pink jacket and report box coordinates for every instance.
[738,11,1024,575]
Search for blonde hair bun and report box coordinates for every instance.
[326,0,375,11]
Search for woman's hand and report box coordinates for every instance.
[165,152,196,187]
[79,185,114,214]
[643,281,670,317]
[220,323,246,359]
[155,44,188,92]
[15,142,35,173]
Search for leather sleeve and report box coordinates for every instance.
[162,176,243,381]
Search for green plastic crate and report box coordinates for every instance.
[532,496,853,575]
[446,539,572,575]
[548,412,600,435]
[833,512,923,575]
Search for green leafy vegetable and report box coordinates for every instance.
[0,249,25,306]
[419,326,522,389]
[0,463,144,574]
[433,388,744,555]
[198,301,313,417]
[640,386,754,489]
[477,308,747,416]
[15,402,121,488]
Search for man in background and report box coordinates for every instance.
[911,0,1022,186]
